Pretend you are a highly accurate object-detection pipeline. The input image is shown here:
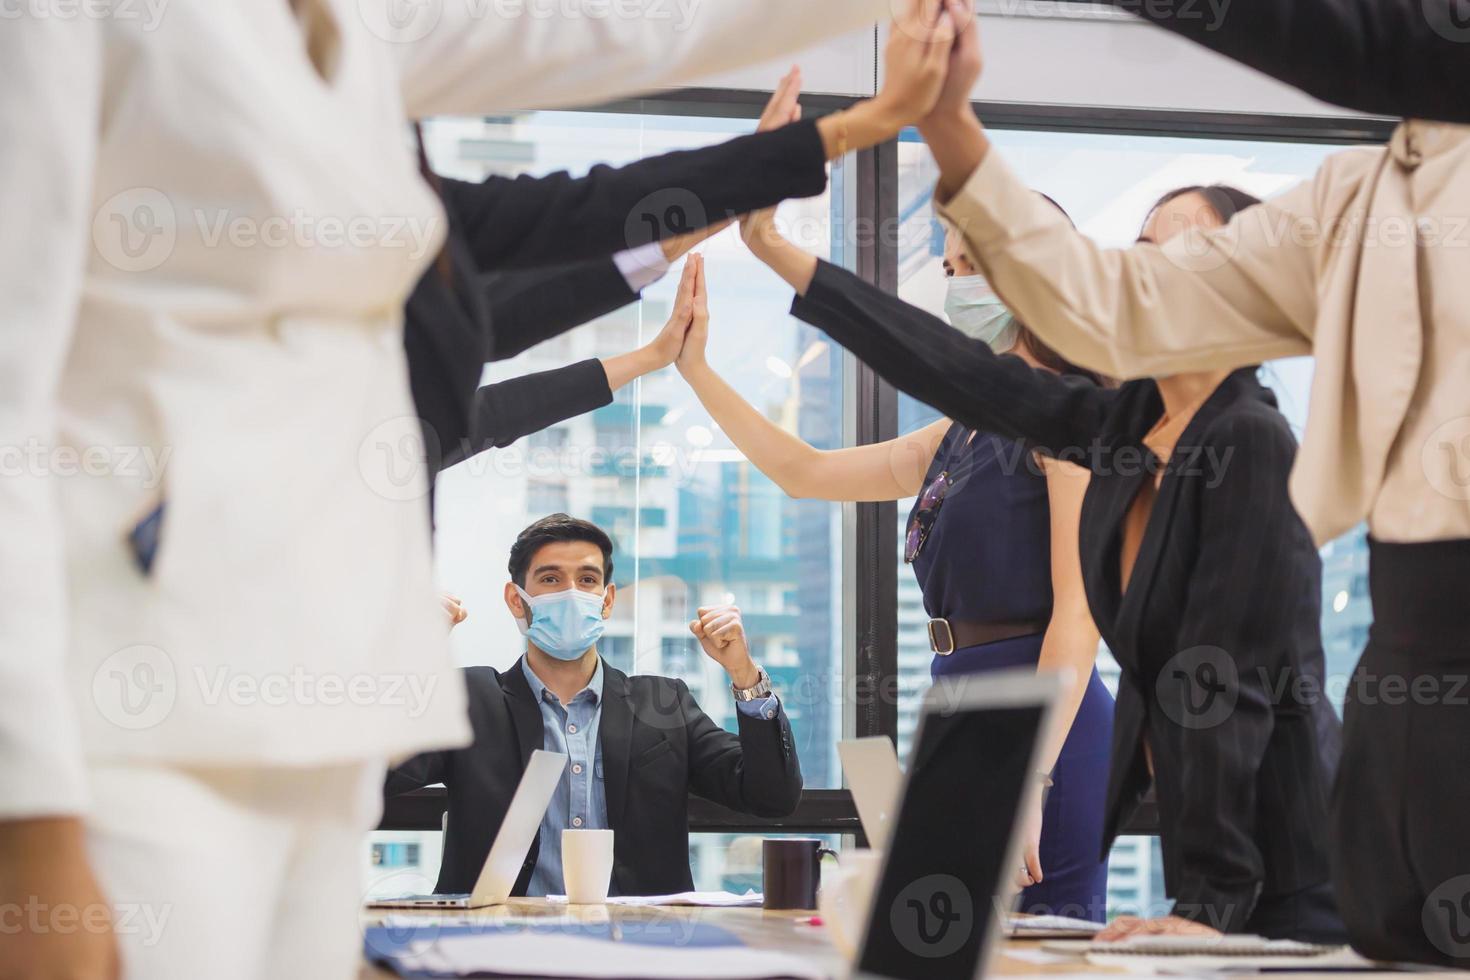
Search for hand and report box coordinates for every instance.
[1094,915,1222,943]
[1013,794,1044,890]
[690,603,760,688]
[0,818,121,980]
[674,253,709,373]
[738,206,782,259]
[872,0,958,128]
[440,593,467,630]
[921,0,982,127]
[759,66,803,132]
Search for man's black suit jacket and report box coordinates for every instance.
[790,260,1342,935]
[386,660,803,897]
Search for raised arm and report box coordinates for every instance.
[1102,0,1470,124]
[676,256,951,502]
[739,200,1116,457]
[916,1,1316,382]
[445,259,703,468]
[390,0,933,117]
[438,46,952,273]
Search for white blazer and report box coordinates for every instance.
[0,0,894,818]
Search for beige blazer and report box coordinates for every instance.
[937,120,1470,547]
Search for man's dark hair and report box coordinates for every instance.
[508,513,615,587]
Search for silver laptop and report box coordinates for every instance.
[368,749,568,910]
[838,736,903,852]
[853,670,1061,980]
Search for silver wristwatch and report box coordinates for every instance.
[731,666,773,701]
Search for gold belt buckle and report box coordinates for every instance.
[928,618,956,656]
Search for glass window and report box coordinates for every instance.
[369,106,854,895]
[892,128,1358,918]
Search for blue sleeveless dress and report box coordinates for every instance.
[909,423,1113,921]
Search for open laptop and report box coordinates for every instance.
[368,749,568,910]
[852,669,1061,980]
[838,736,903,852]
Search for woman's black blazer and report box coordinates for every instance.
[792,259,1343,931]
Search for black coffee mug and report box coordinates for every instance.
[762,838,838,910]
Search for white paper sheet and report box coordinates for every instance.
[547,890,764,908]
[390,932,825,979]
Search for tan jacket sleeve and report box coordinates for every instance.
[934,146,1319,380]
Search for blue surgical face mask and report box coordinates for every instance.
[944,274,1020,352]
[514,584,608,661]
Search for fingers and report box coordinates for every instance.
[1094,916,1143,943]
[1022,847,1043,885]
[692,253,709,313]
[688,618,706,639]
[759,66,802,132]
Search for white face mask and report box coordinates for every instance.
[944,274,1020,352]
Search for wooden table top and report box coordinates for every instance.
[360,899,1462,979]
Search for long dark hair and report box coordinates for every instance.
[1141,184,1262,239]
[1004,194,1110,387]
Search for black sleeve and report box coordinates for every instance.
[681,682,803,819]
[385,750,451,797]
[1155,411,1309,931]
[440,118,828,272]
[791,259,1115,460]
[442,359,613,469]
[1103,0,1470,123]
[481,257,638,362]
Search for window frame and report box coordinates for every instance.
[378,89,1394,841]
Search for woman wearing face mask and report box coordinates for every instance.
[738,185,1345,942]
[675,239,1115,922]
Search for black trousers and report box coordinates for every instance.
[1330,539,1470,969]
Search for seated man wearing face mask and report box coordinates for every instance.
[386,514,802,897]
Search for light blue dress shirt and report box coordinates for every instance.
[519,655,779,896]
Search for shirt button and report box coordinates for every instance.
[572,817,584,828]
[572,763,583,775]
[567,723,578,735]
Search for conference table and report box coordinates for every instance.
[359,900,1466,978]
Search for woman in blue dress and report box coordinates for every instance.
[674,241,1114,921]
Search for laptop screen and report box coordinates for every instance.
[856,695,1046,980]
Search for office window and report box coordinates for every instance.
[364,105,856,896]
[892,128,1355,917]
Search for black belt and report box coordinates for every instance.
[928,618,1048,655]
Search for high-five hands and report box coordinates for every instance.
[674,253,709,374]
[690,603,761,689]
[876,0,963,125]
[921,0,982,128]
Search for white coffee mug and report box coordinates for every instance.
[562,828,615,905]
[817,848,884,962]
